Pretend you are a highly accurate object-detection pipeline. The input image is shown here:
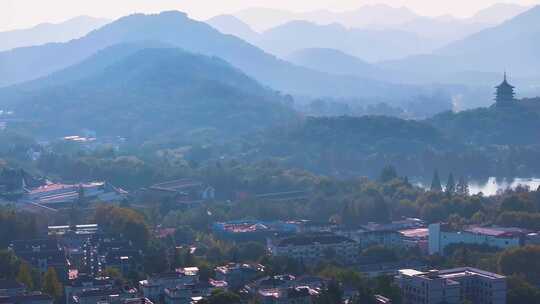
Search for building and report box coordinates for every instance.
[213,220,299,242]
[48,224,100,273]
[268,232,359,264]
[256,286,318,304]
[97,237,143,276]
[428,223,525,255]
[354,260,428,279]
[71,288,137,304]
[334,218,425,250]
[64,275,114,304]
[495,72,516,106]
[163,279,227,304]
[21,181,127,210]
[215,263,265,290]
[396,267,507,304]
[398,228,429,253]
[0,280,26,297]
[139,267,199,302]
[139,179,215,206]
[10,239,69,281]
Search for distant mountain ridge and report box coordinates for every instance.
[380,5,540,80]
[0,11,428,102]
[233,5,420,31]
[286,48,384,79]
[223,3,531,59]
[0,16,110,51]
[232,3,530,31]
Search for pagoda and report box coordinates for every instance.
[495,72,515,106]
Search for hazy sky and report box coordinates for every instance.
[1,0,539,31]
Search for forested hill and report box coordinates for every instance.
[251,104,540,178]
[1,47,296,140]
[428,102,540,145]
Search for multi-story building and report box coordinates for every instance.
[334,219,426,250]
[48,224,100,274]
[139,267,199,302]
[268,233,359,264]
[257,286,319,304]
[71,288,137,304]
[215,263,265,290]
[213,220,299,242]
[138,179,215,207]
[428,223,525,255]
[396,268,507,304]
[10,239,69,281]
[21,181,127,211]
[163,279,227,304]
[64,275,115,304]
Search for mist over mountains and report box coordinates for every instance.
[218,3,530,56]
[0,11,442,105]
[0,16,110,52]
[1,3,539,115]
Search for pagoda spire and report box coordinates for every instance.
[495,71,515,106]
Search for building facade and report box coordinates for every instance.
[428,223,524,255]
[396,267,507,304]
[268,233,359,264]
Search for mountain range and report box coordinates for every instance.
[0,16,110,52]
[0,11,431,102]
[380,5,540,81]
[208,3,530,63]
[232,4,530,31]
[254,21,437,62]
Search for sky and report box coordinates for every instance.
[1,0,539,31]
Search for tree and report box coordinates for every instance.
[42,267,63,300]
[94,205,150,249]
[316,280,343,304]
[17,263,34,290]
[456,176,469,196]
[498,246,540,283]
[431,170,442,192]
[379,165,398,183]
[0,249,20,279]
[445,173,456,195]
[507,276,540,304]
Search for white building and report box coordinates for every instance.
[268,233,359,264]
[428,223,524,255]
[396,268,507,304]
[139,268,199,302]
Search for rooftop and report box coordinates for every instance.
[399,267,505,281]
[399,228,429,239]
[215,263,264,274]
[274,232,355,246]
[149,179,204,192]
[463,226,528,238]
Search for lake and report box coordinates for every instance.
[416,177,540,196]
[469,177,540,196]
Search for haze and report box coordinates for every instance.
[1,0,539,31]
